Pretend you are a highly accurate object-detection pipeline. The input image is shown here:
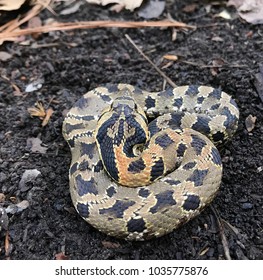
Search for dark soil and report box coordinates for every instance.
[0,0,263,260]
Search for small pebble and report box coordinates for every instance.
[6,200,29,214]
[242,202,253,210]
[0,172,7,183]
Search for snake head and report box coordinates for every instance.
[97,96,147,126]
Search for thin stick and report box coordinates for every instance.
[211,206,231,260]
[0,20,195,40]
[125,34,177,88]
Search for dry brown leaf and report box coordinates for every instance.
[228,0,263,24]
[0,0,27,11]
[0,0,52,45]
[85,0,143,11]
[28,101,46,118]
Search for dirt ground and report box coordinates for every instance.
[0,0,262,260]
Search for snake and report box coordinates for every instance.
[62,84,239,241]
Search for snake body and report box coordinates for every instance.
[62,84,239,241]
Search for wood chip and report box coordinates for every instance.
[245,114,257,132]
[41,107,54,127]
[163,54,178,61]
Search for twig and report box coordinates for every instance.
[180,60,247,69]
[125,34,177,88]
[0,20,195,40]
[211,205,231,260]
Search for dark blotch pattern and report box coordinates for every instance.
[145,96,156,110]
[164,179,181,186]
[128,158,146,173]
[221,107,238,129]
[96,117,119,181]
[148,120,161,136]
[79,160,89,171]
[94,160,104,172]
[209,88,222,99]
[149,190,176,214]
[185,85,199,96]
[168,113,183,128]
[173,97,183,108]
[68,138,75,148]
[192,116,211,135]
[65,123,84,135]
[76,175,98,196]
[154,133,174,149]
[212,131,225,143]
[100,94,111,102]
[106,186,117,197]
[177,143,187,157]
[138,188,150,198]
[182,194,200,211]
[121,115,147,157]
[150,158,164,181]
[187,169,209,187]
[75,97,89,109]
[116,119,125,145]
[159,88,174,98]
[197,96,205,104]
[80,142,96,158]
[77,203,90,218]
[70,162,78,175]
[73,115,94,121]
[182,161,197,170]
[99,199,135,218]
[210,103,220,110]
[191,134,207,156]
[211,147,222,165]
[106,84,119,93]
[127,217,146,233]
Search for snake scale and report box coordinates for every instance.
[62,84,239,241]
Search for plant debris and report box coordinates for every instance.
[85,0,143,11]
[228,0,263,24]
[27,137,48,154]
[245,114,257,132]
[18,169,41,192]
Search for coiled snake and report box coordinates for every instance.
[62,84,239,241]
